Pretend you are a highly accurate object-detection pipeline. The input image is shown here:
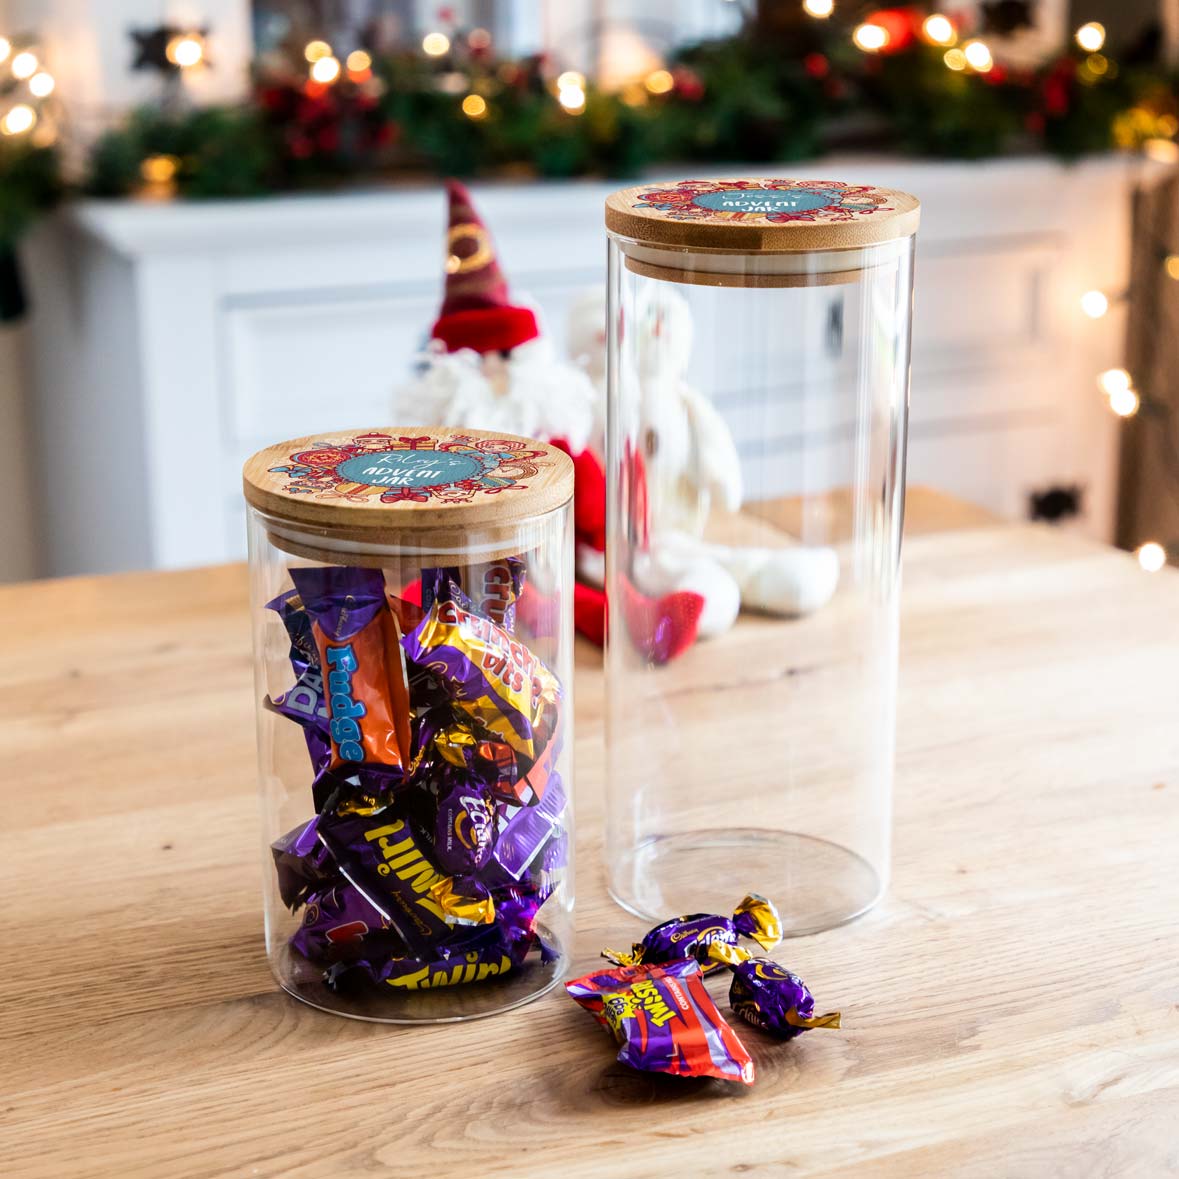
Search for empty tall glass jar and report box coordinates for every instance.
[244,427,574,1020]
[604,179,918,935]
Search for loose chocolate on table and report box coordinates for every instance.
[704,942,842,1040]
[566,959,756,1084]
[602,893,782,975]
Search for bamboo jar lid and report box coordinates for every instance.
[243,427,574,565]
[606,178,920,287]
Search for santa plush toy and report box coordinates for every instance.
[392,180,710,656]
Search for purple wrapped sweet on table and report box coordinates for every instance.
[601,894,782,975]
[566,959,755,1084]
[705,943,842,1040]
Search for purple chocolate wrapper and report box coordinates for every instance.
[601,894,781,975]
[402,594,559,761]
[472,556,526,632]
[327,888,540,990]
[420,567,462,614]
[566,960,755,1084]
[267,589,315,669]
[290,878,402,964]
[421,558,526,633]
[265,590,333,772]
[289,566,388,641]
[271,817,335,909]
[728,957,841,1040]
[493,774,567,881]
[433,780,497,875]
[317,808,494,953]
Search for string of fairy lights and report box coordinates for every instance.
[804,2,1112,81]
[0,35,57,141]
[298,26,668,119]
[1084,253,1179,573]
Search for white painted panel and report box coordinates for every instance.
[138,255,227,569]
[913,240,1056,378]
[222,268,605,449]
[223,290,434,448]
[908,413,1068,524]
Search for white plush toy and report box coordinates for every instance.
[567,284,839,635]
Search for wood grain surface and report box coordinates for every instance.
[242,426,574,536]
[2,490,1178,1179]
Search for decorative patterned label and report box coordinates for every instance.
[268,431,548,506]
[633,179,895,225]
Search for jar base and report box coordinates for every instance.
[272,932,567,1023]
[608,829,884,936]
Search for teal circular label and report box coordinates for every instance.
[692,188,836,216]
[336,449,484,489]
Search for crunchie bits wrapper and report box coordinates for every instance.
[402,593,559,761]
[420,558,527,633]
[704,942,841,1040]
[566,959,755,1084]
[602,893,781,976]
[290,566,412,774]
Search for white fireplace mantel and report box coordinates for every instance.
[23,155,1148,577]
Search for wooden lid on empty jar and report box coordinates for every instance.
[606,178,920,287]
[243,426,574,563]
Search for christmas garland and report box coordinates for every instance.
[2,12,1178,318]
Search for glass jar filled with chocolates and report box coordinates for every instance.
[243,427,574,1021]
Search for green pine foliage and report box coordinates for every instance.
[0,140,62,246]
[1,29,1176,261]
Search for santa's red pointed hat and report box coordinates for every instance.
[431,180,540,354]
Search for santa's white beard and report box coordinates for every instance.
[392,338,599,455]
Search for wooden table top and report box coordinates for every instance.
[3,491,1178,1178]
